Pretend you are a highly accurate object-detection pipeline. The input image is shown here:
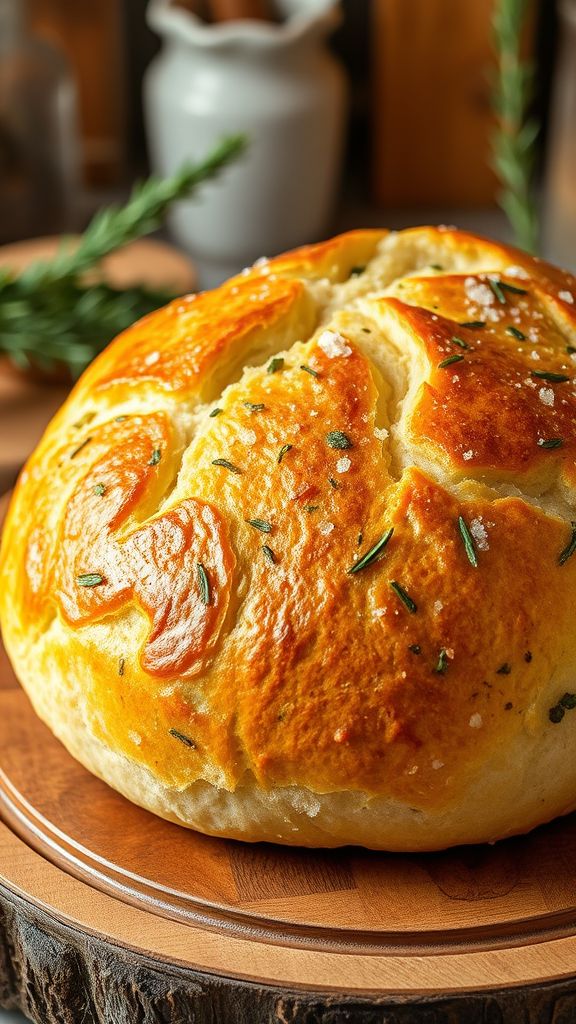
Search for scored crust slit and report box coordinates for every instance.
[1,226,576,851]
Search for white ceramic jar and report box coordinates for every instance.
[144,0,346,288]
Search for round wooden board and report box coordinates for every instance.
[1,499,576,1020]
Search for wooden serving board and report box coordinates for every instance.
[1,496,576,1020]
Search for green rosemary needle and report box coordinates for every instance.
[267,356,284,373]
[389,580,417,614]
[212,458,242,474]
[347,528,394,575]
[506,325,526,340]
[277,443,293,464]
[70,437,92,459]
[531,371,571,383]
[458,515,478,568]
[537,438,563,449]
[559,521,576,566]
[300,364,320,378]
[77,573,104,587]
[197,563,211,605]
[246,519,273,533]
[168,728,196,749]
[262,544,276,564]
[148,449,162,466]
[438,354,464,369]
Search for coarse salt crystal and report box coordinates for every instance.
[128,730,142,746]
[433,600,443,615]
[464,277,495,307]
[374,426,389,440]
[470,518,489,551]
[506,265,529,279]
[144,351,160,366]
[531,350,540,361]
[310,409,318,417]
[238,427,257,446]
[318,521,335,536]
[317,329,352,358]
[539,386,555,407]
[559,290,574,304]
[469,713,483,729]
[336,456,352,474]
[462,449,474,461]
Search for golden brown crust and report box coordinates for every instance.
[2,226,576,848]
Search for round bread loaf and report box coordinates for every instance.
[2,227,576,851]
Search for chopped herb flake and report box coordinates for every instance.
[348,527,394,575]
[70,437,92,459]
[538,437,564,449]
[212,458,242,474]
[243,401,265,412]
[561,692,576,709]
[305,505,319,513]
[549,705,565,724]
[262,544,276,564]
[408,644,422,655]
[209,407,222,417]
[357,531,363,546]
[93,483,106,496]
[197,563,211,605]
[458,515,478,568]
[77,573,104,587]
[328,476,339,489]
[277,443,293,464]
[115,415,128,422]
[532,370,570,383]
[567,346,576,355]
[451,336,469,350]
[524,651,533,662]
[267,356,284,373]
[246,518,273,533]
[435,648,449,674]
[429,264,443,270]
[300,364,320,378]
[169,728,196,748]
[497,663,512,675]
[118,656,125,677]
[389,580,417,613]
[438,353,464,369]
[559,521,576,566]
[149,449,162,466]
[506,325,526,340]
[460,320,486,329]
[350,265,366,276]
[326,430,352,450]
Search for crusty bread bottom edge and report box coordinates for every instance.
[19,670,576,852]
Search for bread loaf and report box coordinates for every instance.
[2,226,576,851]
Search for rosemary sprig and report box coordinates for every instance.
[0,135,246,375]
[491,0,539,253]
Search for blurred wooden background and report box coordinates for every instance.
[25,0,557,206]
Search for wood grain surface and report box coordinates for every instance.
[2,490,576,1020]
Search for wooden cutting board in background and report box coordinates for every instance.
[0,236,196,493]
